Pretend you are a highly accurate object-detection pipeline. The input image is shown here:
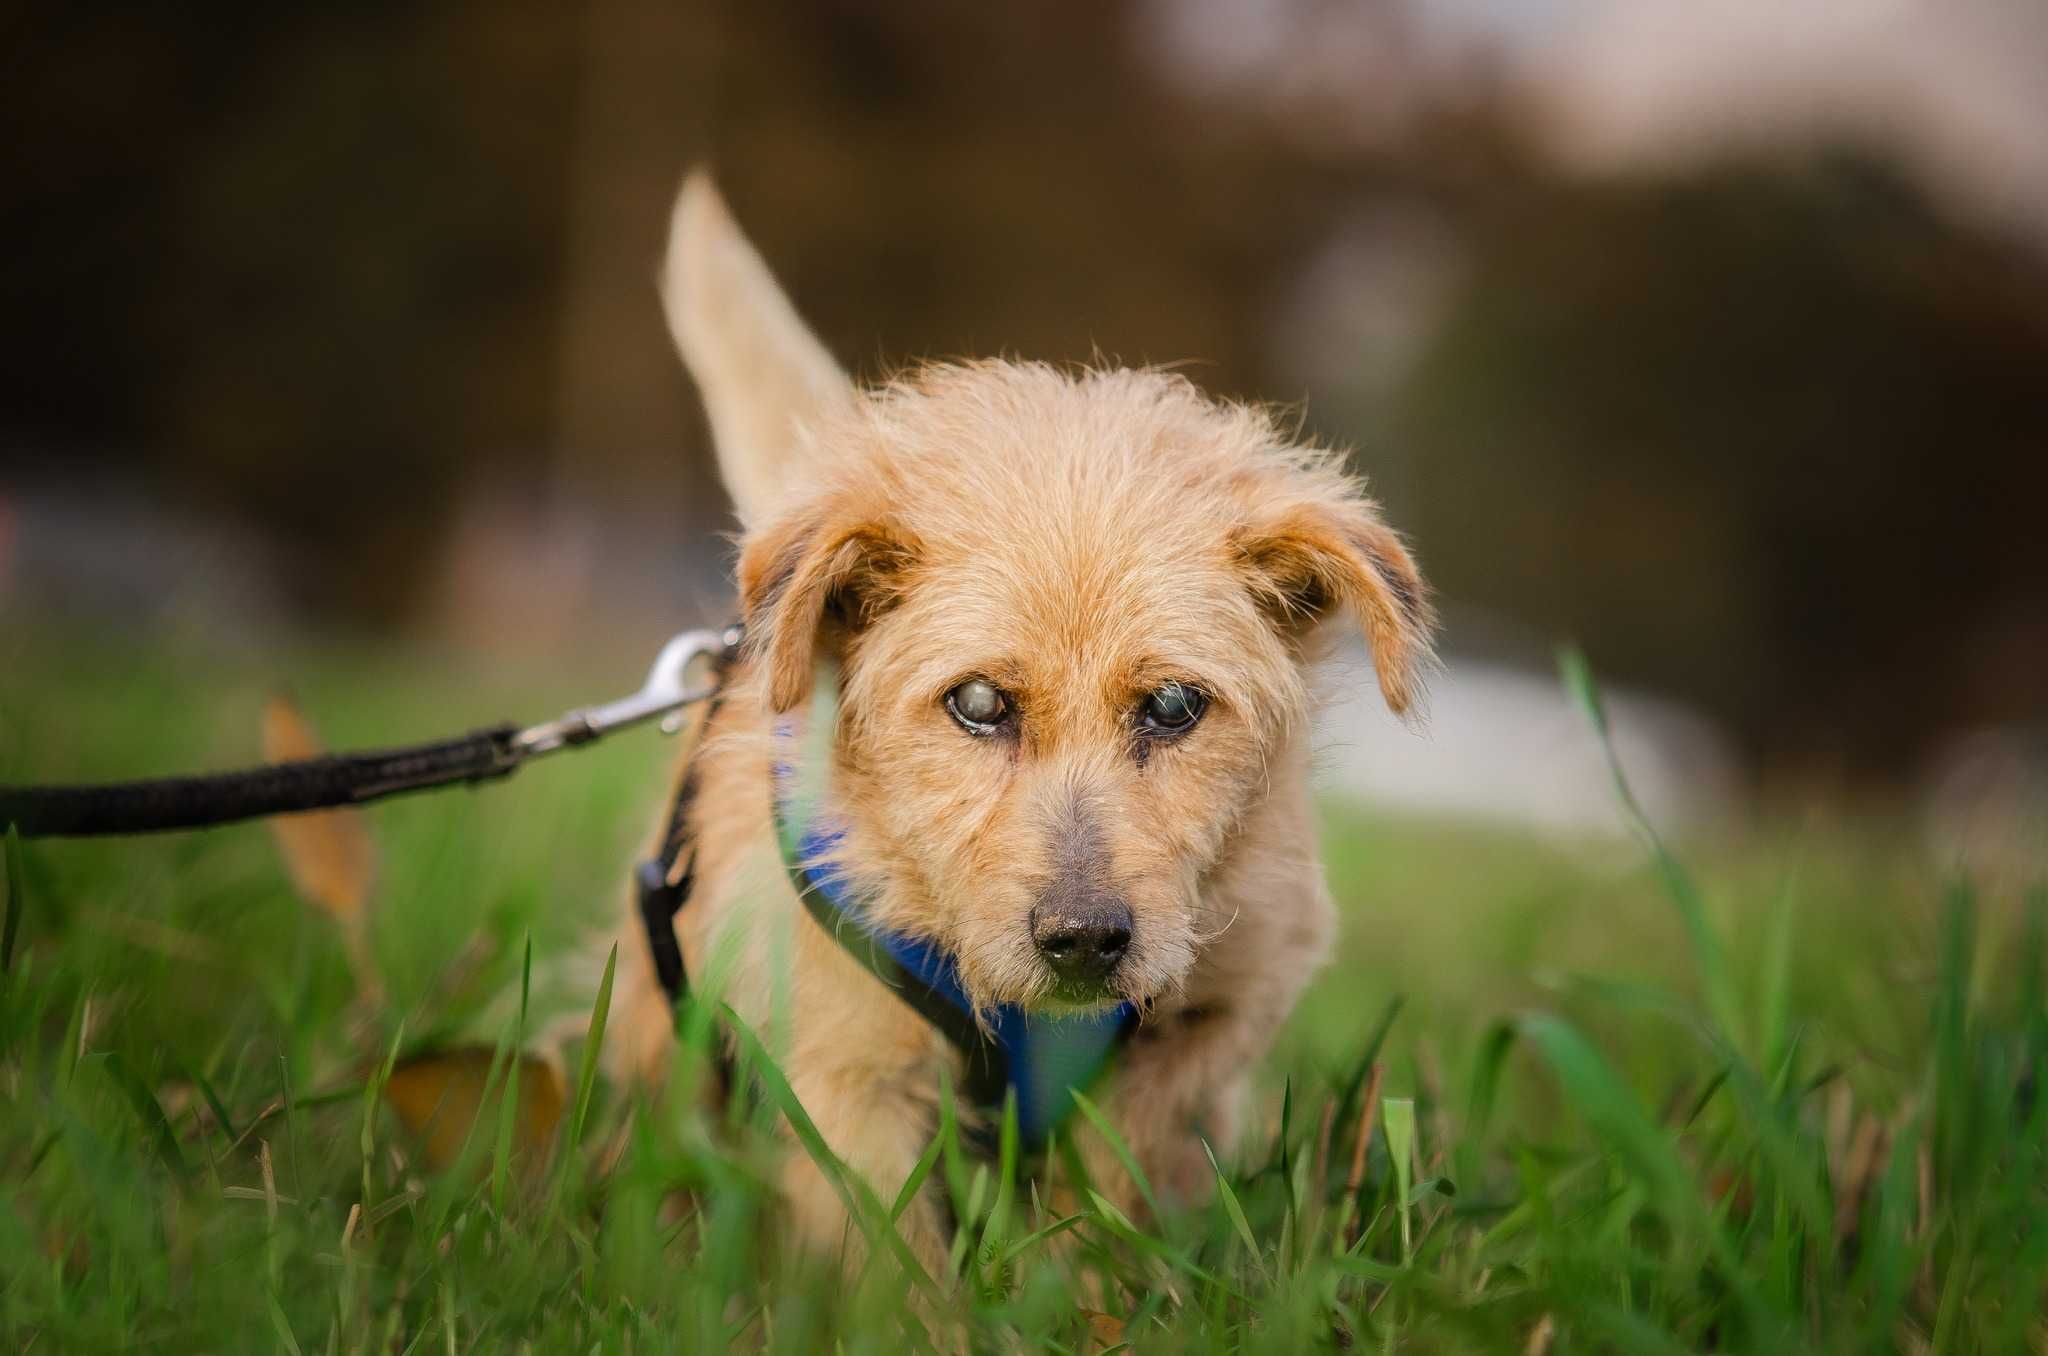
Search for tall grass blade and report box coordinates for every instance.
[1558,646,1743,1043]
[977,1089,1020,1297]
[1071,1088,1162,1226]
[107,1052,190,1182]
[1383,1097,1416,1263]
[564,943,616,1154]
[1466,1020,1517,1138]
[266,1289,305,1356]
[362,1023,404,1209]
[491,935,532,1213]
[1758,873,1799,1070]
[1204,1139,1262,1268]
[180,1054,240,1147]
[1518,1012,1752,1300]
[890,1130,945,1225]
[1334,995,1403,1130]
[720,1004,941,1305]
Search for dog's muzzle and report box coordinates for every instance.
[1030,890,1132,991]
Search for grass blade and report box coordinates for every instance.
[106,1052,189,1182]
[720,1004,941,1305]
[1517,1010,1754,1307]
[1333,995,1404,1130]
[362,1023,404,1210]
[998,1210,1086,1263]
[1070,1088,1162,1225]
[1383,1097,1415,1263]
[890,1130,945,1224]
[1558,647,1743,1044]
[180,1055,241,1146]
[491,935,532,1213]
[266,1289,305,1356]
[564,942,616,1155]
[1466,1019,1517,1139]
[977,1089,1020,1297]
[1203,1138,1265,1278]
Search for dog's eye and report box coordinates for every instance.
[945,679,1011,734]
[1137,682,1207,736]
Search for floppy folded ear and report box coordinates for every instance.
[661,171,852,527]
[736,499,917,713]
[1236,489,1437,716]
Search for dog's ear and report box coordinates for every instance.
[736,496,917,713]
[1236,485,1437,716]
[661,171,853,528]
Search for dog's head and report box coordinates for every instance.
[664,175,1434,1016]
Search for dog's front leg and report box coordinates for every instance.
[1079,1005,1274,1216]
[1086,879,1332,1220]
[776,1030,952,1284]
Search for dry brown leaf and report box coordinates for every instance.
[262,693,377,922]
[1080,1309,1126,1350]
[382,1048,568,1175]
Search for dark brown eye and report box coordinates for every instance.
[1137,682,1206,735]
[945,679,1010,734]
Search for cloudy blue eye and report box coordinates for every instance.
[945,679,1010,734]
[1137,683,1206,735]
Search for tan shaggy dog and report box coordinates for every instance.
[608,172,1436,1276]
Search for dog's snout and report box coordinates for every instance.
[1031,893,1133,985]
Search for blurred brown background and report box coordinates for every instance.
[3,0,2045,798]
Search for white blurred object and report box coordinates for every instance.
[1311,645,1742,837]
[1920,724,2048,880]
[1137,0,2048,242]
[1532,0,2048,243]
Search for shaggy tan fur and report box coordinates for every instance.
[609,172,1436,1275]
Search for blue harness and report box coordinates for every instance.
[774,806,1136,1146]
[636,643,1136,1149]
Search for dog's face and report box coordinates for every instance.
[736,365,1433,1015]
[660,175,1432,1017]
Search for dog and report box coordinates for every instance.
[608,172,1435,1276]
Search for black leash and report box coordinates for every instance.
[0,628,741,839]
[0,728,521,837]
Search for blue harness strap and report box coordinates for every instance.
[774,807,1137,1147]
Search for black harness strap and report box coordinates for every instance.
[634,621,747,1004]
[636,693,723,1003]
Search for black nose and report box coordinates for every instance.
[1031,893,1132,985]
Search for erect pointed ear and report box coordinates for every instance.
[1235,484,1437,716]
[735,496,918,713]
[661,170,853,528]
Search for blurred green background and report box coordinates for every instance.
[3,0,2044,809]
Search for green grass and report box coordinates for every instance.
[2,623,2044,1352]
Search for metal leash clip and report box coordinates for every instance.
[511,624,742,759]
